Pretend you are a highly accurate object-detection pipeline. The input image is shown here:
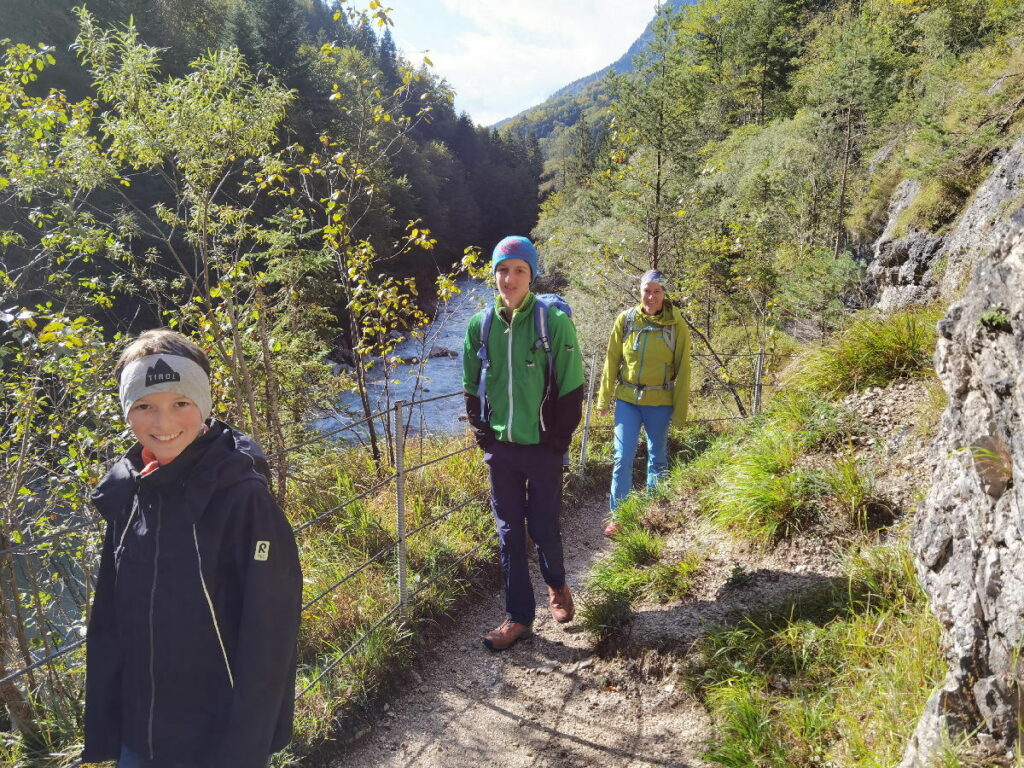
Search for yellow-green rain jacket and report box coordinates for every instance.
[596,302,691,428]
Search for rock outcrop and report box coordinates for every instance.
[868,136,1024,312]
[901,209,1024,766]
[867,178,945,311]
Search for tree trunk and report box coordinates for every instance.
[833,103,854,259]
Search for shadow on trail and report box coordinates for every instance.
[627,569,854,656]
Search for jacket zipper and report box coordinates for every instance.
[148,494,162,760]
[506,313,515,435]
[194,525,235,688]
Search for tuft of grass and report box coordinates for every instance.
[823,450,880,530]
[763,391,858,450]
[692,537,944,768]
[790,307,942,396]
[699,427,825,546]
[579,583,634,642]
[641,551,704,602]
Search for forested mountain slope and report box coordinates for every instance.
[531,0,1024,762]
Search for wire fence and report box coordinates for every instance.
[0,391,489,698]
[2,347,777,747]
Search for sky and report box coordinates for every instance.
[378,1,662,127]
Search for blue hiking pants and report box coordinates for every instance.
[610,399,673,513]
[484,441,567,625]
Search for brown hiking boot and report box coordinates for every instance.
[482,619,533,651]
[548,584,575,624]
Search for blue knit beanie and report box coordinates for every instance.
[492,236,538,283]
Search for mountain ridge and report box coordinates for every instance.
[493,0,692,130]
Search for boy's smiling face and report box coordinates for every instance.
[127,390,204,464]
[495,257,531,310]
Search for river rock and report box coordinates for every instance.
[428,345,458,359]
[901,208,1024,766]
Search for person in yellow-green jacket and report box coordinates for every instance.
[597,270,691,537]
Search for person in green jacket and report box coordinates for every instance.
[596,270,691,537]
[463,236,585,651]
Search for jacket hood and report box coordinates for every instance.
[91,420,271,525]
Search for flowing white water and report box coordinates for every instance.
[316,278,492,436]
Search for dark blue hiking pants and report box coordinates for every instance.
[484,441,567,626]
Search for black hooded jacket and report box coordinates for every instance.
[82,421,302,767]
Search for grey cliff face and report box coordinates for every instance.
[901,209,1024,766]
[869,136,1024,313]
[868,178,944,311]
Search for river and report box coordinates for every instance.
[316,278,493,437]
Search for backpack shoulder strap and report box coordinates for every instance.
[663,323,677,353]
[533,296,552,356]
[475,308,495,419]
[625,307,643,351]
[476,307,494,359]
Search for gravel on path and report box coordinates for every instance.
[329,489,712,768]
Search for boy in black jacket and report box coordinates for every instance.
[82,329,302,768]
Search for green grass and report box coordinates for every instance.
[823,450,880,530]
[283,433,494,754]
[698,426,826,546]
[692,537,945,768]
[790,307,942,396]
[580,490,705,643]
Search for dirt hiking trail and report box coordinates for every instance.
[327,494,713,768]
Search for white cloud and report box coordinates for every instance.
[384,1,660,125]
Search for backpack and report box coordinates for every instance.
[617,307,678,396]
[623,306,676,353]
[474,293,572,426]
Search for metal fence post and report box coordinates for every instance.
[753,348,765,415]
[579,350,599,469]
[394,400,408,621]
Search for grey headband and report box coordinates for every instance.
[119,354,212,422]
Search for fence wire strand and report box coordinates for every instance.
[292,472,397,534]
[0,638,86,687]
[404,489,490,539]
[301,539,399,613]
[295,604,402,700]
[0,519,98,559]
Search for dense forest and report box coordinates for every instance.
[523,0,1024,398]
[2,0,542,326]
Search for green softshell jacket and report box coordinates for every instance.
[596,302,691,428]
[463,292,585,448]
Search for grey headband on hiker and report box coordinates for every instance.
[119,354,212,422]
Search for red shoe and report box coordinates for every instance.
[548,584,575,623]
[603,520,620,538]
[482,619,533,651]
